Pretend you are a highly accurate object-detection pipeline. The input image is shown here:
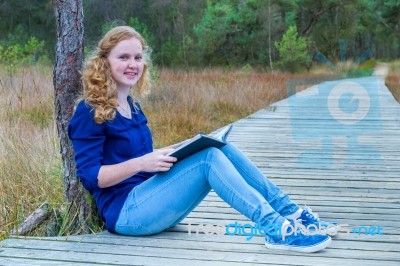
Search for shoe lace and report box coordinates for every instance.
[291,219,309,235]
[304,205,320,221]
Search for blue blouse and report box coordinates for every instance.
[68,97,154,232]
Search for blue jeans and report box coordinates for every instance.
[115,143,299,235]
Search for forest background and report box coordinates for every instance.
[1,0,399,69]
[0,0,399,238]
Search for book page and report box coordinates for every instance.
[210,124,233,141]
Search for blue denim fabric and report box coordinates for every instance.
[115,143,299,235]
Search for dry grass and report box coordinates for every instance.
[144,69,305,147]
[385,61,400,103]
[0,65,329,240]
[0,66,64,240]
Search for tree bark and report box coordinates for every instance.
[53,0,99,234]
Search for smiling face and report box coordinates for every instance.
[107,37,144,92]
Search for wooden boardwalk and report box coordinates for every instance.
[1,74,399,265]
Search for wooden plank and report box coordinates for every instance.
[182,216,398,234]
[199,197,400,210]
[0,258,102,266]
[208,187,399,199]
[169,224,400,243]
[205,193,399,204]
[271,179,399,190]
[1,238,399,265]
[0,248,263,266]
[258,173,400,182]
[205,193,399,205]
[193,204,400,216]
[185,209,400,223]
[79,231,400,252]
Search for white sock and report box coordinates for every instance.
[285,208,304,220]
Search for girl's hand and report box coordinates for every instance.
[139,148,177,172]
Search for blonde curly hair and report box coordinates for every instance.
[82,26,151,124]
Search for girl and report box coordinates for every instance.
[68,26,332,253]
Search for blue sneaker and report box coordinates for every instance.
[298,206,337,235]
[264,221,332,253]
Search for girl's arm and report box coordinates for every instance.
[97,148,177,188]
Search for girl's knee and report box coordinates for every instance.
[206,146,222,154]
[204,147,225,161]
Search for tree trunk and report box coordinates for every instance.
[53,0,100,234]
[268,0,273,71]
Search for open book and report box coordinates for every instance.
[169,124,233,161]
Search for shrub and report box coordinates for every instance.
[0,36,45,72]
[275,25,311,73]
